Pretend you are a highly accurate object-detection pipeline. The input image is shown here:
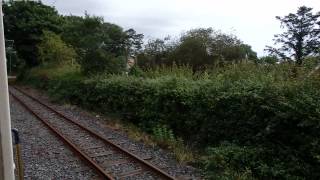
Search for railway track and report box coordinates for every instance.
[9,86,177,180]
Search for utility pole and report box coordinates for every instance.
[0,0,15,179]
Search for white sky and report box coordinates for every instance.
[42,0,320,56]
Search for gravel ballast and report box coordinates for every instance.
[10,85,202,179]
[10,97,102,179]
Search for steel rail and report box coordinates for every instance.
[10,91,115,180]
[11,86,176,180]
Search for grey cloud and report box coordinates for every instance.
[43,0,109,15]
[41,0,320,56]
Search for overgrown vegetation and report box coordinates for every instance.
[23,62,320,179]
[38,31,77,65]
[137,28,257,71]
[5,1,320,179]
[3,0,62,67]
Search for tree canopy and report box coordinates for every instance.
[3,0,63,66]
[139,28,257,70]
[3,0,258,74]
[38,31,77,65]
[266,6,320,65]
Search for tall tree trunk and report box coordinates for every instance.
[296,57,303,65]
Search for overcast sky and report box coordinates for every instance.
[42,0,320,56]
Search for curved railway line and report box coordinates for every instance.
[9,86,177,180]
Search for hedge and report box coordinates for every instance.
[23,71,320,179]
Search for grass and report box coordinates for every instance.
[29,63,82,79]
[96,112,196,164]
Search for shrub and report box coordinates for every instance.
[203,143,316,179]
[38,31,77,65]
[128,65,144,77]
[79,48,126,75]
[152,125,176,146]
[22,64,320,179]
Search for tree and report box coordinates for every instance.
[171,34,212,70]
[62,15,127,53]
[61,15,121,52]
[61,14,129,75]
[137,37,174,68]
[3,1,63,66]
[80,48,125,75]
[258,56,279,65]
[240,44,258,62]
[266,6,320,65]
[169,28,257,70]
[38,31,77,65]
[144,37,172,56]
[124,29,144,56]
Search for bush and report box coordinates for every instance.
[22,64,320,179]
[203,143,316,179]
[38,31,77,65]
[79,48,126,75]
[258,55,279,64]
[128,65,144,77]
